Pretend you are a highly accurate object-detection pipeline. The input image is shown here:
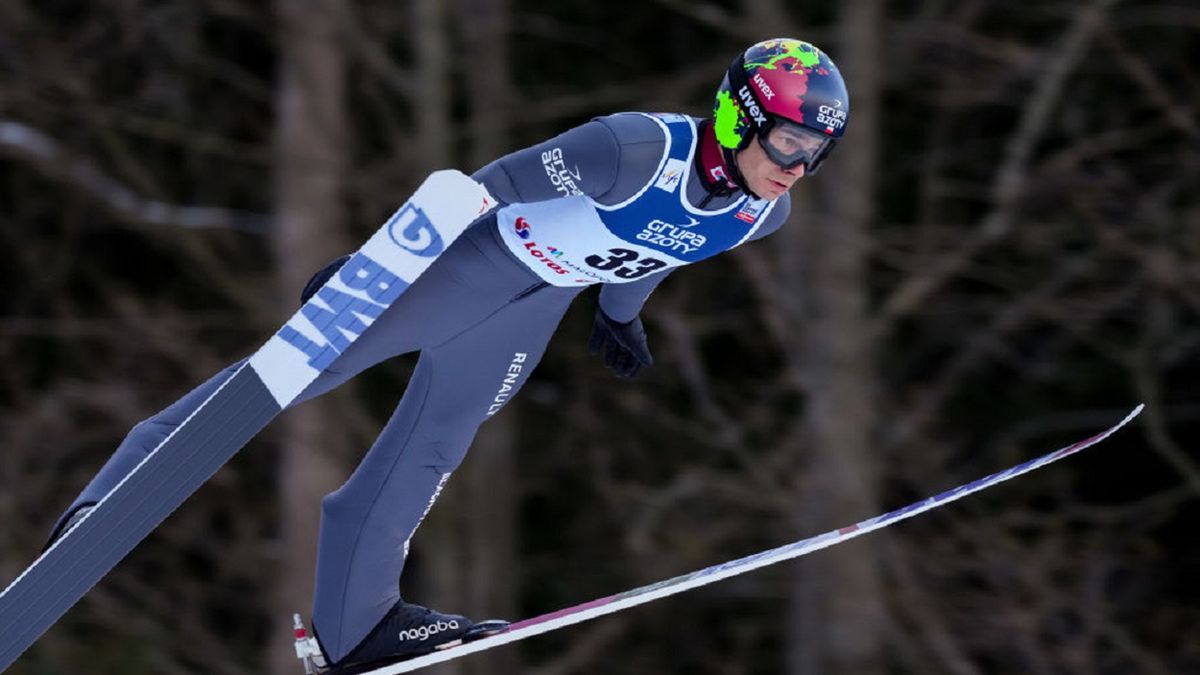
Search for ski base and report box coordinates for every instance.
[337,405,1143,675]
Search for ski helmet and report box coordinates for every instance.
[713,38,849,174]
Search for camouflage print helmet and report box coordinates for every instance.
[713,38,849,174]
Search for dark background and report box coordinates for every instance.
[1,1,1197,674]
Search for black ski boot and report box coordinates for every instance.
[314,600,508,674]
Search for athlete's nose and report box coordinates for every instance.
[783,163,806,178]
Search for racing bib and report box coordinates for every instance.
[496,114,775,287]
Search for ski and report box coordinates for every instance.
[334,405,1143,675]
[0,170,496,673]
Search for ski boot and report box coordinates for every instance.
[293,600,509,674]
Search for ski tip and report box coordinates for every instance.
[1121,403,1146,427]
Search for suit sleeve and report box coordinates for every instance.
[470,121,621,206]
[597,267,675,323]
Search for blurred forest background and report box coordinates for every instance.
[1,0,1198,674]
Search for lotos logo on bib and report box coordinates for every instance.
[512,217,570,276]
[514,216,532,239]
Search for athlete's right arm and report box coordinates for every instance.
[470,121,623,206]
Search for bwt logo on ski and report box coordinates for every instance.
[541,147,583,197]
[386,203,444,257]
[398,619,461,642]
[636,217,706,254]
[277,252,408,371]
[738,85,767,125]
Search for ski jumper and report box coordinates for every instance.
[52,112,792,662]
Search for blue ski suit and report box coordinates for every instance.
[54,112,792,662]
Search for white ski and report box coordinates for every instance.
[333,405,1143,675]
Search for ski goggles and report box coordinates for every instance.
[758,118,836,173]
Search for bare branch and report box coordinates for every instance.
[874,0,1119,336]
[0,120,272,233]
[1099,24,1200,141]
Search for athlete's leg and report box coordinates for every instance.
[311,285,578,663]
[48,223,535,540]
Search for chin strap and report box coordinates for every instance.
[696,120,760,205]
[719,145,762,200]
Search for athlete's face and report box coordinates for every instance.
[734,131,810,201]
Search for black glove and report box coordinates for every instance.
[300,254,352,305]
[588,307,653,378]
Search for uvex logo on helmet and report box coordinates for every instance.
[737,85,768,127]
[752,73,775,100]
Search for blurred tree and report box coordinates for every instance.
[446,0,521,674]
[787,1,886,673]
[268,1,350,675]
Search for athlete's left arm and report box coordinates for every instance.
[470,121,622,207]
[598,267,675,323]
